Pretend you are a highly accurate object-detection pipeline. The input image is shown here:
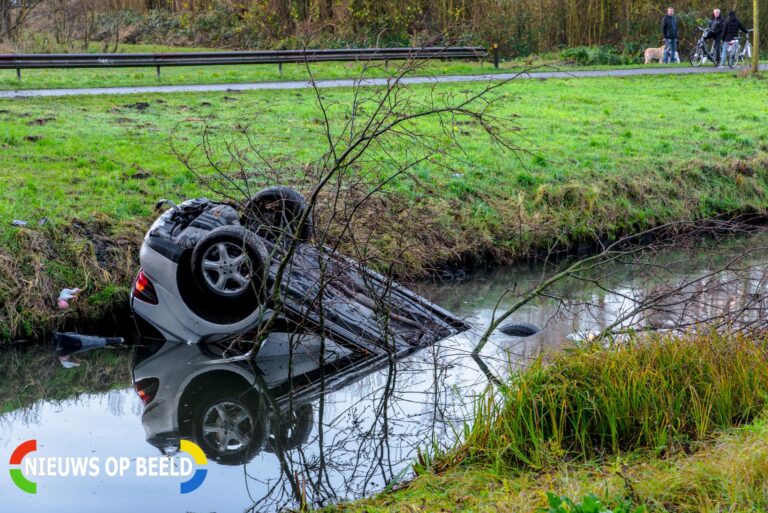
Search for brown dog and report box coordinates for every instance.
[644,45,665,64]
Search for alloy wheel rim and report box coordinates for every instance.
[201,241,252,295]
[201,401,254,453]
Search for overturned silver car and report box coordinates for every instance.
[130,187,468,352]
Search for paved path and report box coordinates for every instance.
[1,64,764,98]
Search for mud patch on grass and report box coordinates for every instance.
[26,116,55,126]
[123,101,150,111]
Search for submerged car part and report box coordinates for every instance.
[131,188,469,351]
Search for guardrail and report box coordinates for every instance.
[0,46,490,81]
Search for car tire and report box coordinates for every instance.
[241,187,314,244]
[191,392,267,466]
[498,322,542,337]
[191,225,269,305]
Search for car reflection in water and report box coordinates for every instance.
[132,323,437,509]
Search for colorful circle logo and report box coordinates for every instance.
[9,439,37,494]
[179,439,208,494]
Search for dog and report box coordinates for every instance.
[644,45,665,64]
[644,44,680,64]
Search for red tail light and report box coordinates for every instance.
[134,378,160,405]
[133,269,158,305]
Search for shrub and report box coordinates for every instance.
[559,45,637,66]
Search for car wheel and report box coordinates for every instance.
[241,187,314,244]
[191,226,269,305]
[191,393,266,465]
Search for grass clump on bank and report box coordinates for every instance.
[327,416,768,512]
[323,332,768,512]
[445,332,768,471]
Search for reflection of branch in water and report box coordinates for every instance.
[471,353,503,387]
[237,335,493,513]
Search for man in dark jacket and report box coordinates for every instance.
[662,7,679,64]
[719,10,749,66]
[705,8,724,64]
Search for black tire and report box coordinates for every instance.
[727,48,737,68]
[191,392,267,466]
[241,187,313,244]
[689,45,704,67]
[190,225,269,306]
[498,322,542,337]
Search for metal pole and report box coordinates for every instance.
[492,44,499,69]
[156,66,160,80]
[278,62,282,75]
[754,0,761,73]
[16,68,21,81]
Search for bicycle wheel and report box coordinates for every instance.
[728,47,737,68]
[689,45,704,67]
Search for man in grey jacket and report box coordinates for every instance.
[662,7,679,64]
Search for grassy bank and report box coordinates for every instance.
[0,71,767,340]
[323,332,768,512]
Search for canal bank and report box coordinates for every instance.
[2,72,768,342]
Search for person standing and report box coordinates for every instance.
[706,8,725,65]
[720,10,749,66]
[662,7,679,64]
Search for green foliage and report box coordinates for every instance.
[560,46,640,66]
[545,492,644,513]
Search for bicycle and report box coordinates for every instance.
[689,27,719,67]
[725,28,753,68]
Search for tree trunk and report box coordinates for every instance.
[1,0,11,42]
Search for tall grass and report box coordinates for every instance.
[441,332,768,472]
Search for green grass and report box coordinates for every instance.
[322,416,768,512]
[320,332,768,513]
[0,71,767,339]
[442,332,768,471]
[0,43,696,91]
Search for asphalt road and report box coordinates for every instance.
[0,64,765,99]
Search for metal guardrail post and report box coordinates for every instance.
[16,68,20,81]
[278,62,282,75]
[155,65,160,80]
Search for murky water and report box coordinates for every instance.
[2,236,767,512]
